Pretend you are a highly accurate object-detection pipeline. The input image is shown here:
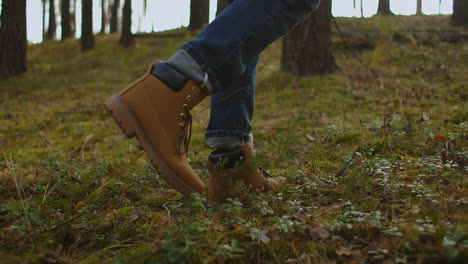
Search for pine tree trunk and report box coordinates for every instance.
[216,0,228,16]
[71,0,76,36]
[110,0,120,33]
[281,0,336,77]
[0,0,27,77]
[377,0,393,16]
[61,0,72,40]
[42,0,46,41]
[101,0,107,34]
[452,0,468,27]
[81,0,94,50]
[360,0,364,17]
[120,0,133,46]
[46,0,56,40]
[189,0,209,30]
[416,0,422,15]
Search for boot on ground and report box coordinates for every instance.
[105,62,207,195]
[207,144,285,205]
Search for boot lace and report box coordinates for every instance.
[176,87,250,157]
[176,107,192,156]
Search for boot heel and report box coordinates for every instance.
[104,94,137,138]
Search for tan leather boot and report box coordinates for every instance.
[104,62,207,195]
[207,144,284,205]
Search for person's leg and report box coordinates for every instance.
[204,0,258,150]
[105,0,319,196]
[205,55,258,151]
[167,0,319,95]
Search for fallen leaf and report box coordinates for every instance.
[308,224,330,240]
[257,230,271,244]
[410,205,420,214]
[336,246,353,256]
[306,134,316,142]
[83,134,98,148]
[74,201,88,211]
[434,134,446,142]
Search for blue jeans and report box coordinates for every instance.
[170,0,319,149]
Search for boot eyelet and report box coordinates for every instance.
[192,87,197,92]
[183,104,188,108]
[178,123,184,128]
[180,113,185,117]
[187,95,192,101]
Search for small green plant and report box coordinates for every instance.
[216,239,245,260]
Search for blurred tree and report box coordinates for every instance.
[360,0,364,17]
[281,0,336,77]
[120,0,133,46]
[416,0,422,15]
[42,0,46,41]
[110,0,120,33]
[452,0,468,27]
[189,0,209,30]
[377,0,393,16]
[101,0,107,34]
[353,0,356,16]
[71,0,76,36]
[0,0,27,77]
[217,0,228,16]
[61,0,72,40]
[46,0,56,40]
[81,0,95,50]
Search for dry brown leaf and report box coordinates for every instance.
[308,224,330,240]
[74,201,88,211]
[257,229,271,244]
[336,246,353,256]
[410,205,420,214]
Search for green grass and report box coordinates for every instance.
[1,16,467,263]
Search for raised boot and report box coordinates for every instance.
[207,144,284,205]
[104,62,207,195]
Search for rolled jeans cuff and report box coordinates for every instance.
[167,49,216,95]
[205,131,253,149]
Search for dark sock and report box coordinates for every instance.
[208,145,244,169]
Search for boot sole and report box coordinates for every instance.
[104,94,197,195]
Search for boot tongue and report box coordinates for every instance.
[208,145,244,169]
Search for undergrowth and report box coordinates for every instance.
[0,16,467,263]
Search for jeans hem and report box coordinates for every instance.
[205,130,251,142]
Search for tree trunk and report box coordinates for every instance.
[360,0,364,17]
[42,0,46,41]
[0,0,27,77]
[189,0,209,30]
[281,0,336,77]
[452,0,468,27]
[353,0,356,16]
[81,0,94,50]
[377,0,393,16]
[71,0,76,36]
[416,0,422,15]
[46,0,56,40]
[120,0,133,46]
[216,0,228,16]
[101,0,107,34]
[61,0,72,40]
[110,0,120,33]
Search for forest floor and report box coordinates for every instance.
[0,15,467,264]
